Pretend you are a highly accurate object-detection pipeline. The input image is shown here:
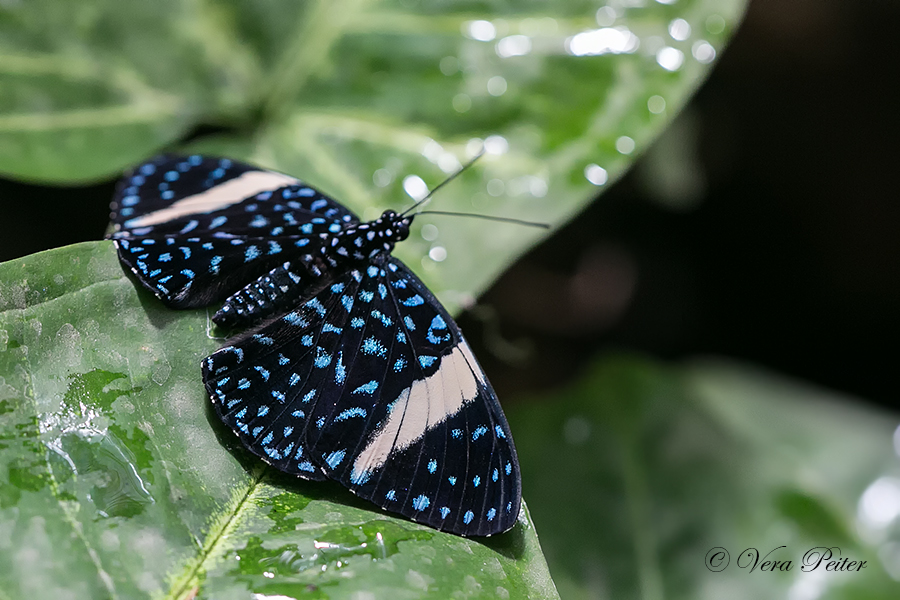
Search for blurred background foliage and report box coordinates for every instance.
[2,0,900,599]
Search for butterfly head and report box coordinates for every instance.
[381,209,412,241]
[368,209,412,253]
[337,210,413,260]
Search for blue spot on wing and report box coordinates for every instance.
[334,352,346,384]
[325,450,346,469]
[334,407,367,421]
[402,294,424,307]
[314,347,332,368]
[350,469,371,485]
[361,337,387,357]
[352,380,379,395]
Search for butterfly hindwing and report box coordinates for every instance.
[109,155,359,308]
[202,262,386,480]
[200,285,349,481]
[201,257,521,536]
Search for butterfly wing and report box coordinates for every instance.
[109,155,359,308]
[328,258,522,536]
[201,269,365,482]
[202,257,521,536]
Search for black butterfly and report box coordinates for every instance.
[107,155,521,536]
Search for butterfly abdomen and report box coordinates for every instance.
[213,260,329,329]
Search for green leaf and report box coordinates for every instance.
[1,1,745,298]
[508,355,900,600]
[1,1,750,596]
[1,0,746,302]
[0,242,558,599]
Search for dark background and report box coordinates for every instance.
[1,0,897,408]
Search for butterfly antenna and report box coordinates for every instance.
[399,149,485,217]
[416,210,550,229]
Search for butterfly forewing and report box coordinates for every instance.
[326,259,520,535]
[109,155,359,308]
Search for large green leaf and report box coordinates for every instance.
[0,242,558,599]
[509,355,900,600]
[1,0,745,305]
[0,1,750,597]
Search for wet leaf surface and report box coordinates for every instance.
[0,243,557,599]
[0,1,749,597]
[1,0,746,309]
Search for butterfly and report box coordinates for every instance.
[107,154,521,536]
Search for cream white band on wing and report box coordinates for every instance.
[351,342,485,479]
[124,171,300,227]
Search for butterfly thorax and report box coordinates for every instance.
[325,210,412,264]
[213,210,413,329]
